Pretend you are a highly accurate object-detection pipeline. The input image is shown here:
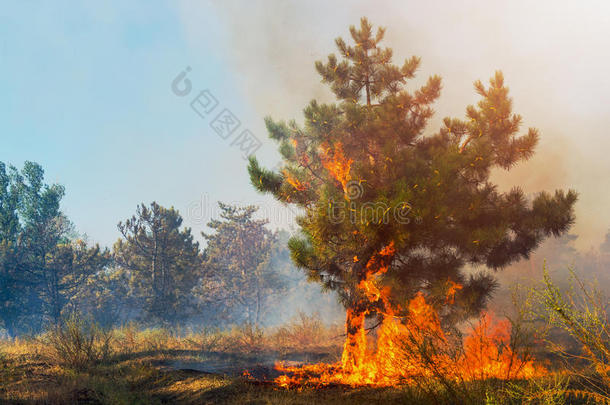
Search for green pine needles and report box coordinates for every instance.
[248,17,577,325]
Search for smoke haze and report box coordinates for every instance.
[178,0,610,251]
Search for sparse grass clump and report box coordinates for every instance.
[43,315,113,370]
[271,312,342,356]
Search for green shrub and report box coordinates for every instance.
[532,266,610,401]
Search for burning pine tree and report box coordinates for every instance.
[248,18,576,386]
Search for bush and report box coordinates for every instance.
[116,321,139,353]
[271,312,342,356]
[226,323,265,352]
[504,374,569,405]
[532,266,610,402]
[44,315,113,370]
[139,328,173,351]
[187,327,225,352]
[274,312,324,347]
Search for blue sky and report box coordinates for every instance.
[3,1,610,250]
[1,2,292,246]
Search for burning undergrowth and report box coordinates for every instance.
[256,242,546,389]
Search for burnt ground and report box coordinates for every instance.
[156,350,332,380]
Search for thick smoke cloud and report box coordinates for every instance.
[178,0,610,251]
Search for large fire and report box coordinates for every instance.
[273,242,545,388]
[272,143,544,388]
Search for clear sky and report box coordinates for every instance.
[1,1,295,247]
[3,1,610,250]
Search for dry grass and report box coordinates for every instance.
[99,313,344,358]
[0,310,606,404]
[0,313,346,404]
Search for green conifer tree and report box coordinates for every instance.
[115,202,203,325]
[248,18,577,340]
[200,203,288,325]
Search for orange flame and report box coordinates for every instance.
[282,169,308,191]
[320,142,353,193]
[273,242,545,388]
[446,279,463,304]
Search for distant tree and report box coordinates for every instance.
[0,162,23,336]
[115,202,203,325]
[265,230,344,325]
[16,162,69,331]
[71,266,133,328]
[248,17,577,363]
[600,229,610,255]
[43,238,111,325]
[0,161,109,334]
[492,233,580,315]
[582,230,610,289]
[199,203,288,325]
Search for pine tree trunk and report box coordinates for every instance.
[341,307,367,373]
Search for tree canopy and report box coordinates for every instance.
[0,161,109,334]
[115,202,203,325]
[248,17,577,325]
[200,203,288,325]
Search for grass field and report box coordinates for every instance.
[0,314,606,405]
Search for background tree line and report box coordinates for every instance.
[0,161,336,337]
[2,160,605,339]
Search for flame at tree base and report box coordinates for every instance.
[274,293,545,388]
[274,243,545,388]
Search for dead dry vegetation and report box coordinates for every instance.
[0,313,345,404]
[0,273,608,405]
